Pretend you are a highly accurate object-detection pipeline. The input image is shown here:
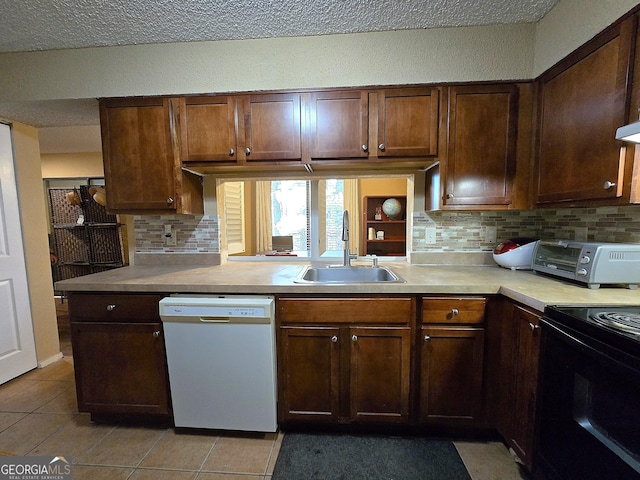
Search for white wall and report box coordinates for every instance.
[11,122,60,364]
[0,24,534,103]
[1,0,637,108]
[534,0,640,76]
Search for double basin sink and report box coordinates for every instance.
[294,265,404,284]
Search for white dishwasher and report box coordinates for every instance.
[159,295,277,432]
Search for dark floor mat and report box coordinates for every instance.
[272,432,472,480]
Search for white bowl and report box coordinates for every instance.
[493,240,537,270]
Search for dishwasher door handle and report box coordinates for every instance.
[200,317,231,323]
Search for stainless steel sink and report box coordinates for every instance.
[294,266,404,284]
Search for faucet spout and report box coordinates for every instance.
[342,210,357,267]
[342,210,349,242]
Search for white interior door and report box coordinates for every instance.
[0,122,37,384]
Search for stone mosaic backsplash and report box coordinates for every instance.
[412,205,640,251]
[134,206,640,258]
[134,215,220,253]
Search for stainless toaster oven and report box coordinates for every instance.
[531,240,640,289]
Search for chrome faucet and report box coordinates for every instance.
[342,210,357,267]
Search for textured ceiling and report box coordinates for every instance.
[0,0,559,129]
[1,0,558,54]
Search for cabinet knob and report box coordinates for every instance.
[424,335,431,342]
[153,330,160,337]
[603,180,616,189]
[446,193,455,199]
[378,143,386,152]
[362,144,368,152]
[528,322,539,332]
[352,334,358,342]
[106,304,116,311]
[245,147,251,155]
[229,148,235,156]
[166,197,174,205]
[451,308,459,316]
[331,335,338,343]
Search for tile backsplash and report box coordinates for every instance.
[412,205,640,251]
[134,206,640,262]
[135,215,220,253]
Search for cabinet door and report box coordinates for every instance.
[242,93,302,161]
[71,321,170,415]
[180,96,237,162]
[100,97,178,212]
[419,326,485,423]
[376,87,439,157]
[349,327,411,423]
[309,90,369,159]
[444,85,518,207]
[278,326,340,423]
[510,306,541,470]
[536,18,634,204]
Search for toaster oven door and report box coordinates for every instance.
[532,241,583,278]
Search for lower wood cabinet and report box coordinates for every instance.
[419,297,487,424]
[419,326,485,423]
[278,326,341,422]
[277,297,413,425]
[496,300,542,471]
[68,292,171,417]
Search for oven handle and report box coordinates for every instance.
[541,317,640,376]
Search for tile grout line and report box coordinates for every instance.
[24,412,81,456]
[263,432,280,477]
[196,434,221,474]
[132,426,170,473]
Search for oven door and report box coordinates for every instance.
[537,318,640,480]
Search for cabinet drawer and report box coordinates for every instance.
[278,297,414,324]
[68,293,165,322]
[422,297,486,324]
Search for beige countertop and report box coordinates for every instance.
[55,261,640,312]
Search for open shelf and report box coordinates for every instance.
[363,195,407,257]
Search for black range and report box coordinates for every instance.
[536,305,640,480]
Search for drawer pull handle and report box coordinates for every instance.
[106,304,116,311]
[331,335,338,343]
[153,331,160,337]
[352,335,358,342]
[424,335,431,342]
[451,308,459,316]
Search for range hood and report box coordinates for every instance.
[616,120,640,143]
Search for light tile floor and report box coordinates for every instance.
[0,358,529,480]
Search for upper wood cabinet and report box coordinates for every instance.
[426,83,532,211]
[535,16,637,206]
[100,97,203,214]
[443,84,519,208]
[179,96,237,163]
[241,93,302,162]
[308,90,369,160]
[375,87,440,158]
[309,87,441,164]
